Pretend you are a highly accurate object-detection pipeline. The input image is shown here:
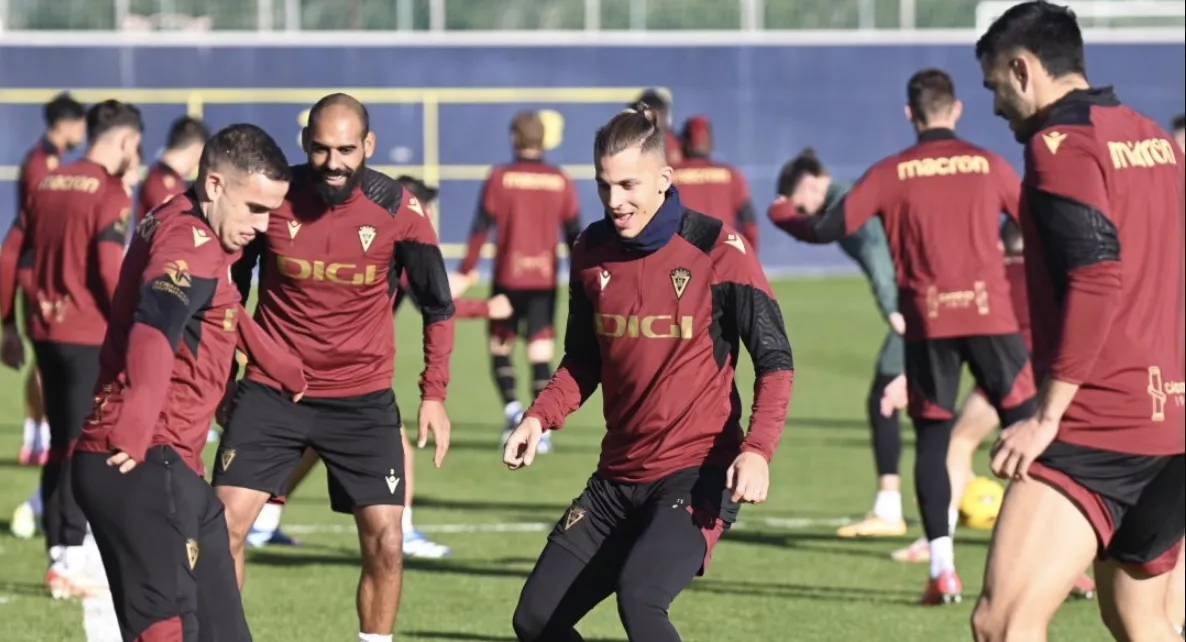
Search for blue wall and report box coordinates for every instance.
[1,42,1182,273]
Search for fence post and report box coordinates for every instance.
[630,0,647,31]
[429,0,445,31]
[114,0,130,29]
[857,0,875,29]
[900,0,916,29]
[584,0,600,31]
[257,0,274,31]
[285,0,300,31]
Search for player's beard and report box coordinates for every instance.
[315,161,365,207]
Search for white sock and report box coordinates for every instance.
[872,491,902,522]
[252,502,283,534]
[38,421,50,450]
[359,633,392,642]
[504,400,524,421]
[49,545,66,565]
[929,536,955,578]
[22,418,36,449]
[948,507,959,536]
[63,545,88,571]
[402,506,414,535]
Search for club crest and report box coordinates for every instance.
[564,506,586,531]
[670,268,691,300]
[358,225,377,253]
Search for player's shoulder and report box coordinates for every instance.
[676,209,751,262]
[138,191,219,257]
[23,140,59,170]
[1022,88,1118,164]
[358,167,423,218]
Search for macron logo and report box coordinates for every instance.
[385,469,401,495]
[599,270,611,290]
[192,227,212,247]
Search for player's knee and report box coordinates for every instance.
[1098,594,1172,642]
[489,337,514,356]
[361,520,403,577]
[971,594,1045,642]
[526,339,554,364]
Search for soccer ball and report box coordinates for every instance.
[959,477,1005,530]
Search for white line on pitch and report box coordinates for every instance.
[282,515,854,536]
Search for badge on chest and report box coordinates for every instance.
[588,264,696,341]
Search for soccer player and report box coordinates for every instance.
[768,148,908,539]
[0,99,142,598]
[458,110,580,451]
[11,92,85,467]
[672,115,758,251]
[503,104,793,642]
[214,93,455,642]
[1172,113,1184,152]
[770,68,1037,604]
[972,3,1185,639]
[139,116,210,216]
[73,123,304,642]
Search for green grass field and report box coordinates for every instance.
[0,277,1112,641]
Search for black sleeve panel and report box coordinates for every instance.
[361,168,406,213]
[736,199,757,224]
[396,240,455,325]
[711,281,794,374]
[809,199,849,243]
[563,218,582,248]
[470,203,496,236]
[231,235,264,306]
[1025,186,1121,294]
[133,275,217,350]
[563,268,603,373]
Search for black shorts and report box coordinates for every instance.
[73,447,250,642]
[905,333,1036,422]
[549,466,740,576]
[1031,442,1185,575]
[212,380,406,514]
[490,286,557,342]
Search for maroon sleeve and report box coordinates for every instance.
[1025,126,1120,384]
[17,154,52,213]
[454,298,491,319]
[561,174,581,248]
[525,232,601,429]
[393,189,455,402]
[139,171,182,216]
[460,175,498,275]
[768,164,885,244]
[710,232,794,461]
[93,187,132,310]
[234,304,306,394]
[995,155,1023,223]
[106,235,221,461]
[0,208,28,326]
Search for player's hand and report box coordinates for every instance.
[726,451,770,504]
[447,272,471,298]
[990,416,1058,481]
[1,324,25,370]
[503,416,543,470]
[417,399,451,468]
[487,294,513,320]
[106,451,138,474]
[879,374,908,417]
[889,312,906,335]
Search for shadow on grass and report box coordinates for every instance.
[405,634,625,642]
[687,577,920,605]
[412,496,570,515]
[248,550,535,580]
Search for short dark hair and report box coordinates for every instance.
[200,123,291,183]
[85,100,144,142]
[777,148,825,196]
[44,92,85,129]
[907,68,957,124]
[975,1,1086,79]
[165,116,210,151]
[396,175,440,205]
[594,102,665,160]
[308,92,370,136]
[1173,113,1186,132]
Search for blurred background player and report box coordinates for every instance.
[1173,113,1185,152]
[771,68,1037,605]
[769,148,908,539]
[138,115,209,218]
[457,110,580,452]
[672,115,758,251]
[13,92,85,468]
[0,99,142,598]
[634,88,682,164]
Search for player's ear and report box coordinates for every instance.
[657,162,673,193]
[300,127,309,153]
[903,105,913,124]
[203,170,224,200]
[1009,56,1030,91]
[951,99,964,122]
[363,131,376,159]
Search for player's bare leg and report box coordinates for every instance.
[355,504,405,638]
[1096,558,1181,641]
[215,485,272,587]
[525,337,555,454]
[400,425,451,558]
[1164,541,1185,635]
[972,478,1098,641]
[249,449,319,547]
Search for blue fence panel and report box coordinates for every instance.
[1,42,1181,274]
